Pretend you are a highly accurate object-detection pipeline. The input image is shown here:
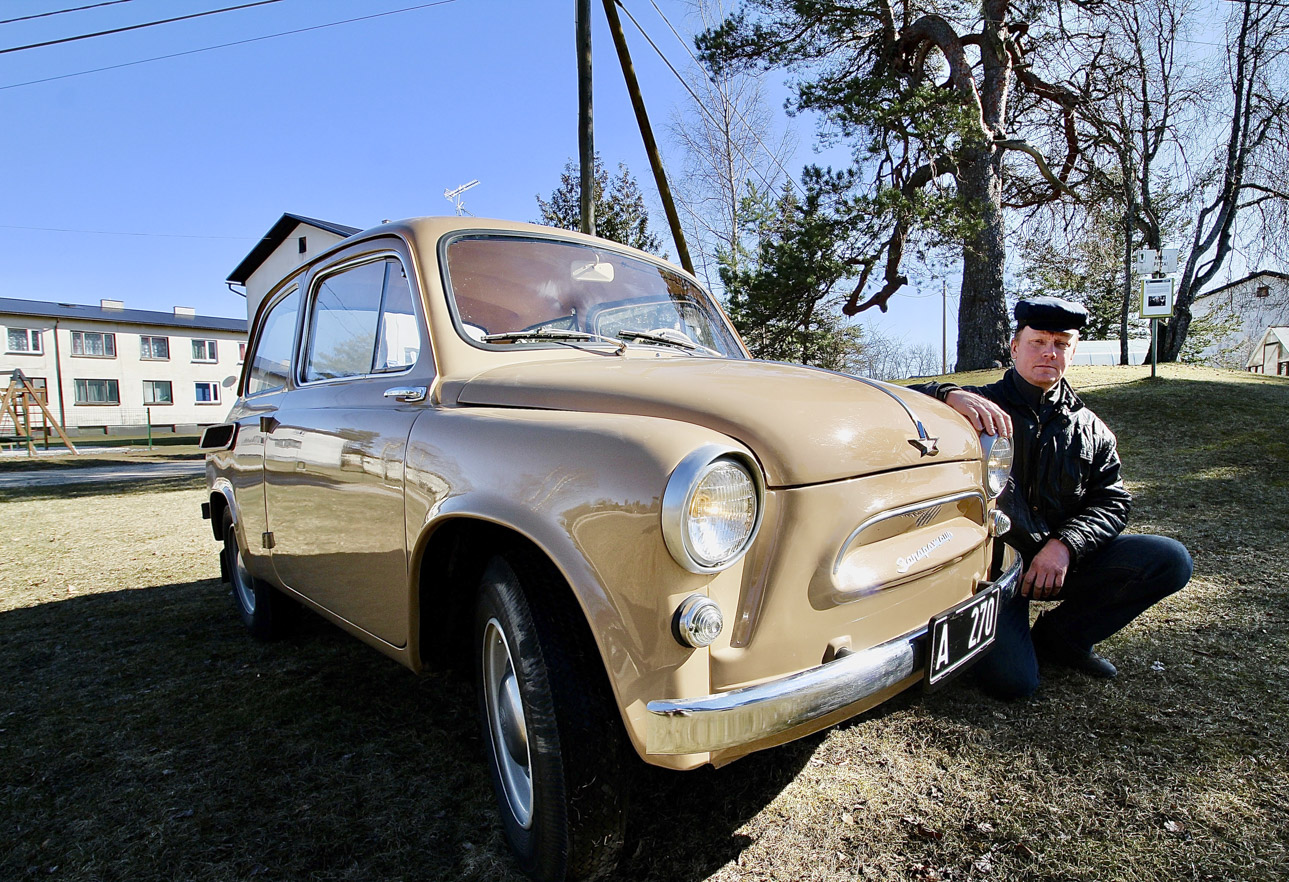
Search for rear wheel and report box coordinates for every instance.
[473,551,627,882]
[221,510,291,640]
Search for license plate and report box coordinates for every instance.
[925,584,1001,688]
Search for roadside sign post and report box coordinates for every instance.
[1140,271,1176,379]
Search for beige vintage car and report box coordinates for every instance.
[201,217,1018,882]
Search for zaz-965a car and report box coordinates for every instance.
[201,217,1017,882]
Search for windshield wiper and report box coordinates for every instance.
[481,328,627,355]
[617,328,719,356]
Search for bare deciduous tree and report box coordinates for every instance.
[666,0,797,292]
[1160,0,1289,360]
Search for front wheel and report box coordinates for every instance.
[473,552,627,882]
[221,510,291,640]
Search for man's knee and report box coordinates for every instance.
[1148,535,1193,595]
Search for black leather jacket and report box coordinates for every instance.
[915,369,1131,567]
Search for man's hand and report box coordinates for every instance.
[1021,537,1070,600]
[944,389,1013,438]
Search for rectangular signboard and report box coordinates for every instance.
[1141,277,1175,318]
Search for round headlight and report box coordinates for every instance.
[982,433,1013,498]
[662,448,763,573]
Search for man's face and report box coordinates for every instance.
[1011,326,1078,391]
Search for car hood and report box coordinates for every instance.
[448,357,977,487]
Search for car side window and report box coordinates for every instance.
[246,286,300,396]
[303,257,419,382]
[374,261,419,371]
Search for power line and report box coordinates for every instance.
[0,0,287,56]
[640,0,804,196]
[613,0,801,198]
[0,0,142,27]
[0,0,459,90]
[0,223,254,240]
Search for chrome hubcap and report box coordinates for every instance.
[482,618,532,828]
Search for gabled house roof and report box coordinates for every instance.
[227,213,362,286]
[1197,270,1289,301]
[0,296,246,333]
[1246,326,1289,368]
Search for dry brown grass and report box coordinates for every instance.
[2,364,1286,881]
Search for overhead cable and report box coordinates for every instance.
[0,0,287,56]
[0,0,458,90]
[632,0,804,197]
[0,0,141,27]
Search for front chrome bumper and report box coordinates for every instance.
[645,555,1022,755]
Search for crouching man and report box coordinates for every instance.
[915,297,1193,699]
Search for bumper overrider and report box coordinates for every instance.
[645,554,1022,755]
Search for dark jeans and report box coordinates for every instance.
[973,534,1193,700]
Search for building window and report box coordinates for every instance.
[6,327,42,354]
[192,339,218,362]
[143,380,173,405]
[140,335,170,360]
[1256,285,1270,298]
[3,376,47,402]
[71,330,116,358]
[194,381,221,404]
[74,378,120,405]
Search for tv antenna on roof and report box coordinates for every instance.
[444,180,480,216]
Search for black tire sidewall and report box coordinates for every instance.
[473,557,570,882]
[222,510,278,640]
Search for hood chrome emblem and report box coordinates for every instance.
[909,421,939,457]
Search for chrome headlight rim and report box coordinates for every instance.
[979,432,1013,499]
[662,444,765,574]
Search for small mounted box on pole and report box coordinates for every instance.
[1141,276,1176,379]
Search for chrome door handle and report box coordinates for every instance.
[383,386,427,402]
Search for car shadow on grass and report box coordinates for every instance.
[1,578,827,882]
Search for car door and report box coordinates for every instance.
[229,284,302,581]
[263,247,430,647]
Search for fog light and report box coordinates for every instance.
[673,595,724,648]
[990,508,1012,537]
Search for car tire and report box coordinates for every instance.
[473,550,628,882]
[221,510,291,640]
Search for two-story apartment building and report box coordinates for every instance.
[2,297,247,435]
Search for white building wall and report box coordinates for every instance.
[3,309,246,434]
[1190,273,1289,368]
[244,225,350,321]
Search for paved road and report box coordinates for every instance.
[0,460,205,489]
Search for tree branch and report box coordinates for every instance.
[994,139,1077,196]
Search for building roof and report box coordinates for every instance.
[1196,270,1289,302]
[227,212,362,285]
[0,296,247,333]
[1246,326,1289,367]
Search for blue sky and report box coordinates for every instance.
[1,0,958,351]
[0,1,1240,357]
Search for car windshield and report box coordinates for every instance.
[443,234,744,357]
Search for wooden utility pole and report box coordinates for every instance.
[577,0,595,236]
[600,0,693,274]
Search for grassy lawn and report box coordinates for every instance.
[1,364,1285,881]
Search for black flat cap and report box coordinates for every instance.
[1015,297,1088,332]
